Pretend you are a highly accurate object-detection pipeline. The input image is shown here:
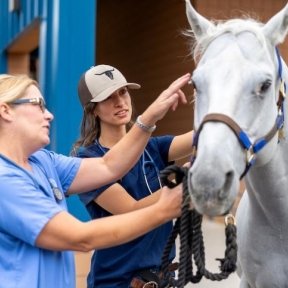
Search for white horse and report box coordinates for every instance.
[185,1,288,287]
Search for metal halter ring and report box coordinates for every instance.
[225,214,236,226]
[143,281,158,288]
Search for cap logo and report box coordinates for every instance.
[94,68,115,80]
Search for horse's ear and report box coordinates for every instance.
[262,3,288,46]
[185,0,214,40]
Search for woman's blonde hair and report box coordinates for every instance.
[0,74,38,103]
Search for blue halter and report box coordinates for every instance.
[191,47,286,179]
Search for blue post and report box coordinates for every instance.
[0,0,96,221]
[39,0,96,221]
[0,1,9,72]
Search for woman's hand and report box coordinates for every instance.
[140,73,191,126]
[157,184,183,219]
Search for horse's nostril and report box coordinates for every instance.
[224,170,234,190]
[218,171,234,199]
[226,171,233,181]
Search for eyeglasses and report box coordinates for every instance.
[10,97,46,113]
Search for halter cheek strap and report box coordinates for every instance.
[191,48,286,180]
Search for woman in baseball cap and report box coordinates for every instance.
[72,65,193,288]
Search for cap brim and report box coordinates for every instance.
[90,82,141,103]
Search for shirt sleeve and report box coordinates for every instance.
[148,135,175,165]
[0,171,63,246]
[76,145,117,205]
[51,152,82,193]
[0,150,82,245]
[34,149,82,194]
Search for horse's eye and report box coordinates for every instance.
[190,80,196,91]
[260,79,272,93]
[255,79,272,97]
[189,79,196,88]
[192,82,198,98]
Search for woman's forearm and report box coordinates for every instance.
[36,184,182,252]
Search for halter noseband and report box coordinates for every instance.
[191,48,286,179]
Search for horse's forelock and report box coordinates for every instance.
[188,18,266,63]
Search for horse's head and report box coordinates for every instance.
[186,0,288,216]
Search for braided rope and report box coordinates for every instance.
[160,165,237,288]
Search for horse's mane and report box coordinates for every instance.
[186,17,266,63]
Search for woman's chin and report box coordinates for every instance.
[40,137,50,148]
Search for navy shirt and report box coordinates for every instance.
[77,136,175,288]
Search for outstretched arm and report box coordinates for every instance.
[168,130,194,161]
[94,183,161,214]
[68,73,190,194]
[36,184,182,251]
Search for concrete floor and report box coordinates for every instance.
[175,218,241,288]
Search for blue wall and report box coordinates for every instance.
[0,1,8,72]
[0,0,96,221]
[0,0,44,71]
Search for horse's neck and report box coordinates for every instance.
[245,151,288,224]
[246,139,288,186]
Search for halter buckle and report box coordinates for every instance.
[246,147,256,166]
[225,214,236,226]
[280,80,286,99]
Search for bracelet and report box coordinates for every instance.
[135,115,156,133]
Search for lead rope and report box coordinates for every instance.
[160,165,237,288]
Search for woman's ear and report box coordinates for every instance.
[0,102,14,121]
[93,106,99,118]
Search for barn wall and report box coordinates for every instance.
[96,0,195,142]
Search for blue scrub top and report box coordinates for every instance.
[78,136,175,288]
[0,149,81,288]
